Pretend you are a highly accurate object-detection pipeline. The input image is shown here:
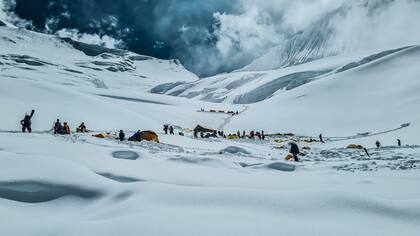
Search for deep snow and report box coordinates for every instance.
[1,19,420,236]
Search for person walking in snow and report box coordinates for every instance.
[262,131,265,140]
[237,130,241,138]
[119,130,125,141]
[53,119,63,134]
[169,126,174,135]
[250,131,255,139]
[77,122,87,133]
[289,142,300,162]
[62,122,71,135]
[256,132,262,140]
[20,109,35,133]
[319,133,325,143]
[397,139,402,147]
[163,124,169,135]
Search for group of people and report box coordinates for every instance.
[199,108,240,116]
[232,130,266,140]
[163,125,175,135]
[375,139,402,148]
[19,110,405,163]
[53,119,86,135]
[194,130,218,139]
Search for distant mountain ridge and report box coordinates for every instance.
[240,0,409,72]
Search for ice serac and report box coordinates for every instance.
[241,15,335,72]
[238,0,410,71]
[152,45,410,105]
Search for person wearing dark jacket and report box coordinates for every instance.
[290,143,300,162]
[169,126,174,135]
[128,130,142,141]
[77,122,87,133]
[163,125,169,135]
[54,119,63,134]
[119,130,125,141]
[319,134,325,143]
[397,139,402,147]
[21,109,35,133]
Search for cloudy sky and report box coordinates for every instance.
[2,0,420,76]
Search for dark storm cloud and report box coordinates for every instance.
[8,0,241,76]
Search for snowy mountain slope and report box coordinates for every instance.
[241,14,335,72]
[0,73,242,132]
[153,46,411,104]
[240,0,420,72]
[0,26,197,92]
[1,8,420,236]
[0,25,241,132]
[227,45,420,144]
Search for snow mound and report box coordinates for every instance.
[258,162,296,172]
[219,146,251,155]
[168,157,230,168]
[0,181,102,203]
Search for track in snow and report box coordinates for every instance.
[217,105,249,131]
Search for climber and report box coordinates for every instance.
[289,142,300,162]
[20,109,35,133]
[319,133,324,143]
[119,130,125,141]
[77,122,87,133]
[53,119,63,134]
[62,122,71,135]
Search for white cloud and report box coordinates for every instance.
[211,0,420,69]
[56,28,125,49]
[0,0,33,28]
[214,7,281,58]
[329,0,420,52]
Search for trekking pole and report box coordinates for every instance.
[363,148,370,157]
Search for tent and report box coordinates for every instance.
[128,131,160,143]
[92,133,116,139]
[193,125,216,133]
